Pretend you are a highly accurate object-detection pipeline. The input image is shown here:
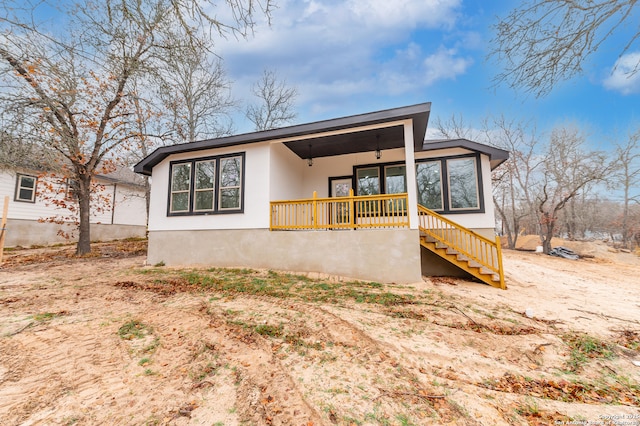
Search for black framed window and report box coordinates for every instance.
[356,167,380,195]
[353,153,484,214]
[15,174,37,203]
[168,153,244,215]
[416,154,484,214]
[447,157,480,210]
[416,160,443,210]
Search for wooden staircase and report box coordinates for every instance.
[417,205,506,289]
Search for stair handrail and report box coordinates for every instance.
[417,204,505,289]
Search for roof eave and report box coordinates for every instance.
[134,102,431,176]
[420,138,509,170]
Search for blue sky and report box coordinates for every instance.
[217,0,640,145]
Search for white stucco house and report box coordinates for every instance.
[134,103,509,288]
[0,166,147,247]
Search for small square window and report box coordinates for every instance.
[15,174,37,203]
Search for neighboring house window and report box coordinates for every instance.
[354,154,484,214]
[65,179,79,201]
[15,174,37,203]
[168,153,244,215]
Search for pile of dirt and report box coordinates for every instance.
[513,235,640,265]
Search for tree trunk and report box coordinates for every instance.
[76,175,92,255]
[540,212,555,254]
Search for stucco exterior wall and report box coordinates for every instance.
[147,143,271,231]
[147,228,423,284]
[146,142,498,234]
[300,148,407,197]
[269,142,305,200]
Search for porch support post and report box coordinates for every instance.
[403,120,419,229]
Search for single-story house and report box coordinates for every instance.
[135,103,509,288]
[0,166,147,247]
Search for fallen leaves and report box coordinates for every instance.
[480,372,640,405]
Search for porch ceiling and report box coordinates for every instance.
[284,124,406,159]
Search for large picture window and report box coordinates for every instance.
[168,153,244,215]
[447,157,479,210]
[15,174,37,203]
[416,154,483,213]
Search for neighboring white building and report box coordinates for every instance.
[135,103,509,287]
[0,166,147,247]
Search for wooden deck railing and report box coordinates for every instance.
[418,204,505,289]
[270,191,409,230]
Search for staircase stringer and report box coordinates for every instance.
[418,205,506,289]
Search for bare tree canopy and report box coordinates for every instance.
[612,130,640,248]
[246,68,298,131]
[0,0,273,254]
[155,47,236,143]
[491,0,640,97]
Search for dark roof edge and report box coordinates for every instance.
[134,102,431,175]
[420,138,509,169]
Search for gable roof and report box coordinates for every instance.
[134,103,431,176]
[421,138,509,170]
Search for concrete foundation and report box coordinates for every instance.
[4,219,146,247]
[147,228,423,284]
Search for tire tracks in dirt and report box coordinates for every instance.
[198,304,325,426]
[226,295,484,425]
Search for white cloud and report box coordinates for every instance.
[603,52,640,95]
[423,47,473,85]
[214,0,468,125]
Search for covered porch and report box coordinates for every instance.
[269,191,505,289]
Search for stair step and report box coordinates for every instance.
[418,225,505,289]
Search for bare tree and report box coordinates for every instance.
[246,68,298,131]
[156,47,236,143]
[612,129,640,248]
[434,114,546,249]
[0,0,273,255]
[534,126,609,253]
[483,116,542,249]
[491,1,640,97]
[432,113,482,140]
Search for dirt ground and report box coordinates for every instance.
[0,239,639,426]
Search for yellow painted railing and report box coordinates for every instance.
[270,191,409,230]
[418,204,505,289]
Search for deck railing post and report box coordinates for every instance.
[349,189,355,228]
[312,191,318,229]
[495,235,506,289]
[269,203,273,230]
